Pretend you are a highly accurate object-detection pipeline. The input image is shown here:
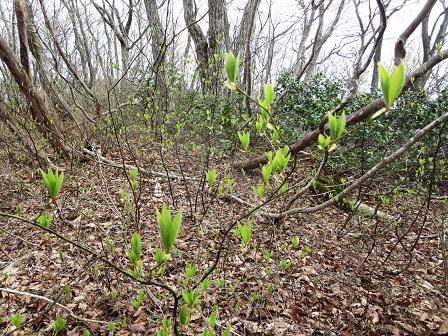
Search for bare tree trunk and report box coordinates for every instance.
[235,0,261,112]
[370,35,383,90]
[144,0,167,87]
[182,0,210,91]
[0,37,69,157]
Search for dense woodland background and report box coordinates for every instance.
[0,0,448,335]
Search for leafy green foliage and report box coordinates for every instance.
[127,233,142,272]
[10,312,23,328]
[52,313,66,334]
[154,247,165,265]
[129,168,139,191]
[328,112,346,140]
[156,206,182,256]
[107,321,117,333]
[206,169,217,188]
[290,236,300,248]
[36,211,53,229]
[180,305,190,326]
[280,258,292,272]
[39,168,64,202]
[261,164,272,183]
[254,183,264,198]
[224,52,240,90]
[131,289,145,309]
[235,220,253,248]
[182,289,200,308]
[237,131,250,151]
[157,320,171,336]
[378,63,405,108]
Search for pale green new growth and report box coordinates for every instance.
[157,205,182,256]
[39,167,64,202]
[224,51,240,90]
[378,63,405,108]
[206,169,217,188]
[237,131,250,151]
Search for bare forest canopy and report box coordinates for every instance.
[0,0,448,335]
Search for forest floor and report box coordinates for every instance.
[1,149,447,336]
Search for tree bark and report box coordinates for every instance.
[0,37,69,157]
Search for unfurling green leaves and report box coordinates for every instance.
[129,168,139,191]
[182,289,200,308]
[224,52,240,91]
[180,305,191,326]
[206,169,217,189]
[39,167,64,202]
[10,312,23,328]
[52,313,67,334]
[261,164,272,183]
[156,205,182,257]
[154,247,165,265]
[258,84,275,119]
[263,84,275,105]
[127,233,142,270]
[328,112,346,140]
[378,63,405,108]
[237,131,250,151]
[272,146,290,172]
[131,289,145,309]
[236,220,253,248]
[36,211,53,229]
[254,183,264,198]
[317,134,332,150]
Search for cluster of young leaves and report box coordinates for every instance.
[127,233,142,274]
[129,168,139,191]
[224,51,240,91]
[156,205,182,258]
[234,219,253,248]
[317,112,346,151]
[36,211,53,229]
[39,167,64,203]
[378,63,405,109]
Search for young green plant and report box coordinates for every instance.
[156,205,182,260]
[39,168,64,203]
